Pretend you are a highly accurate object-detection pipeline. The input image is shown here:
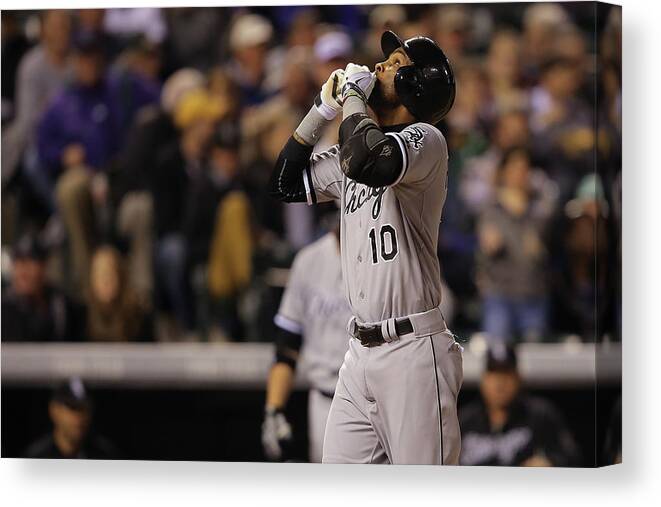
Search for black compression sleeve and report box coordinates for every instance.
[269,136,313,203]
[338,113,403,187]
[274,326,303,369]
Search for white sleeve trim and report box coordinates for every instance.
[274,314,303,335]
[302,166,314,205]
[385,132,409,186]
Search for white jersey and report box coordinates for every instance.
[274,232,352,394]
[302,122,449,323]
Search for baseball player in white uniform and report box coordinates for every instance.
[261,223,352,463]
[269,31,463,464]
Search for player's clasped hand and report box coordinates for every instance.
[261,407,293,461]
[316,68,346,120]
[342,63,376,103]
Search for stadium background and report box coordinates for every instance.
[1,2,621,465]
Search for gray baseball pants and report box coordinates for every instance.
[322,306,463,464]
[308,389,333,463]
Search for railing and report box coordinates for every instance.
[1,342,621,389]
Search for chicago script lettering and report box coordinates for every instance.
[344,180,387,219]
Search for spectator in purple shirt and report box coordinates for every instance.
[36,31,159,296]
[37,32,159,178]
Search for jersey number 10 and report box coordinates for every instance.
[368,225,399,264]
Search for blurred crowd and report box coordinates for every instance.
[1,3,621,345]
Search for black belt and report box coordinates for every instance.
[355,318,414,347]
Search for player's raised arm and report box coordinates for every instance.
[337,64,405,188]
[268,69,346,203]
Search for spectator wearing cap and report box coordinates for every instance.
[241,47,315,167]
[2,10,72,199]
[111,36,163,103]
[1,234,84,342]
[476,147,556,344]
[226,13,276,107]
[24,378,119,459]
[183,121,253,339]
[151,88,224,340]
[312,30,353,92]
[110,68,206,304]
[459,345,580,467]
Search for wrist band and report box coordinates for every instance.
[295,104,331,146]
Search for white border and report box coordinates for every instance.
[3,1,660,507]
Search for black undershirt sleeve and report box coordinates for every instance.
[268,136,312,203]
[274,326,303,370]
[338,113,404,187]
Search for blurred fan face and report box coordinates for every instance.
[567,214,597,255]
[487,33,521,83]
[500,151,531,191]
[524,22,557,60]
[42,10,71,55]
[12,258,45,297]
[211,147,240,181]
[197,119,217,147]
[480,370,520,410]
[134,49,162,81]
[90,249,121,305]
[50,401,91,444]
[73,52,104,87]
[235,44,268,72]
[495,113,529,150]
[543,64,579,99]
[455,68,488,114]
[284,63,313,106]
[287,11,317,47]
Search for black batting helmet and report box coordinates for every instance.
[381,30,456,124]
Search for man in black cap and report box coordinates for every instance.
[459,344,581,466]
[24,378,119,459]
[2,234,83,342]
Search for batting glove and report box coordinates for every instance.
[261,407,293,461]
[342,63,376,103]
[314,69,346,120]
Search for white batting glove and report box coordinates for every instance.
[342,63,376,103]
[315,69,346,120]
[261,407,293,461]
